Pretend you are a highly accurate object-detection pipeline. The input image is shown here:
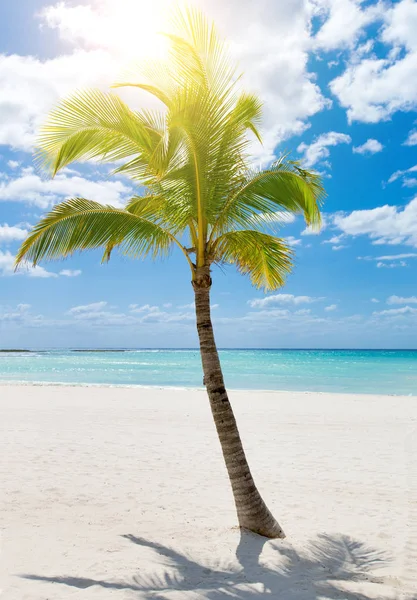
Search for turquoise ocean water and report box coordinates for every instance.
[0,349,416,395]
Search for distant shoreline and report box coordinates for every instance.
[1,347,417,352]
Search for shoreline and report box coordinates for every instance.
[0,379,414,397]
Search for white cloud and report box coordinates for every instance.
[404,129,417,146]
[249,294,322,308]
[0,170,132,208]
[302,214,328,236]
[68,300,196,326]
[129,304,160,313]
[0,224,28,243]
[297,131,351,167]
[322,234,344,244]
[69,301,108,315]
[325,304,338,311]
[376,260,407,268]
[376,253,417,260]
[387,295,417,305]
[388,164,417,184]
[402,178,417,188]
[371,298,380,303]
[0,250,57,278]
[286,236,302,247]
[329,0,417,123]
[374,306,417,316]
[41,1,172,58]
[332,245,346,251]
[352,138,384,154]
[313,0,384,52]
[0,303,41,324]
[334,197,417,247]
[59,269,82,277]
[7,160,20,169]
[0,50,120,150]
[0,250,15,275]
[37,0,330,164]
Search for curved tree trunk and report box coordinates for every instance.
[193,265,285,539]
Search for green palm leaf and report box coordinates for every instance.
[36,90,153,175]
[211,158,324,237]
[212,230,293,290]
[16,198,180,266]
[18,6,324,291]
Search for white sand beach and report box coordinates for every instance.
[1,384,416,599]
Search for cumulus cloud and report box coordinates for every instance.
[313,0,384,52]
[322,234,344,245]
[0,169,132,208]
[37,0,330,164]
[0,0,333,163]
[0,224,28,243]
[0,250,57,278]
[387,295,417,304]
[302,214,328,236]
[334,197,417,247]
[59,269,82,277]
[7,160,20,169]
[352,138,384,154]
[0,303,44,325]
[286,236,302,247]
[374,306,417,316]
[371,298,380,303]
[404,129,417,146]
[68,299,195,326]
[129,304,160,313]
[325,304,338,311]
[0,50,120,151]
[294,308,311,315]
[402,178,417,188]
[329,0,417,123]
[249,294,323,308]
[297,131,351,168]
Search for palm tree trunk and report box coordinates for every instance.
[192,265,285,539]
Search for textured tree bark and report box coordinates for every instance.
[193,265,285,539]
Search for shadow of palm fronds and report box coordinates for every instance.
[21,531,415,600]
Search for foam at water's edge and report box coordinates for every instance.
[0,379,408,397]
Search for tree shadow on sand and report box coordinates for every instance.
[21,531,415,599]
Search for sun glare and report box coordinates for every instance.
[89,0,177,59]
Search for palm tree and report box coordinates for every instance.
[16,8,324,539]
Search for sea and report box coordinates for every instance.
[0,348,416,395]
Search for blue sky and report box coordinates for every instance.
[1,0,417,349]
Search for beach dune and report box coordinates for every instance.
[1,384,416,599]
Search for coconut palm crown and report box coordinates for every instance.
[16,8,324,539]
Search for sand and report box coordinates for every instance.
[0,384,416,599]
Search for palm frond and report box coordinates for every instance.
[211,230,293,291]
[36,90,153,175]
[19,5,325,288]
[210,158,325,237]
[15,198,177,267]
